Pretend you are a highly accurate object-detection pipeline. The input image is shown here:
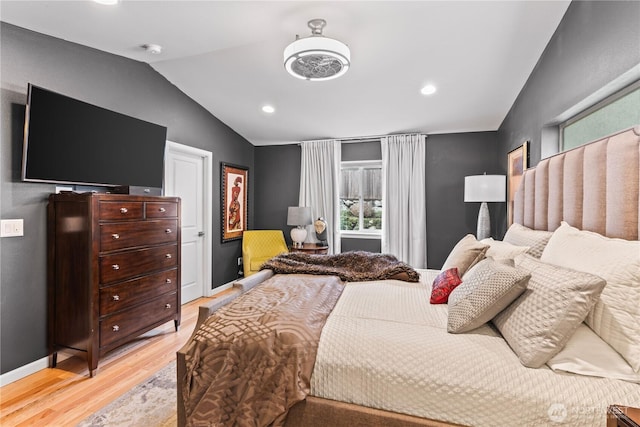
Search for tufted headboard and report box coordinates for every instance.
[513,126,640,240]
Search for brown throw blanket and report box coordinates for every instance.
[261,251,420,282]
[182,274,344,427]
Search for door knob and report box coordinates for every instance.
[198,231,205,236]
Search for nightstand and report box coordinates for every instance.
[608,405,640,427]
[288,243,329,254]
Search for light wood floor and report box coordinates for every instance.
[0,293,227,426]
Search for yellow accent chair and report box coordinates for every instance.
[242,230,289,277]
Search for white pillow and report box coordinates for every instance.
[492,255,605,368]
[547,323,640,384]
[540,221,640,372]
[503,223,553,258]
[480,238,530,260]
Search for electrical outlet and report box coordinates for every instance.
[237,257,243,266]
[1,219,24,237]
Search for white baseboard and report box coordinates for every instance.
[0,352,74,387]
[1,285,235,387]
[2,356,44,386]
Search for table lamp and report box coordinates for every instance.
[287,206,312,248]
[464,174,506,240]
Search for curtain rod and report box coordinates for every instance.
[299,132,426,144]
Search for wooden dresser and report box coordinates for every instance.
[47,192,181,376]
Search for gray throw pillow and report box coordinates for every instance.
[447,259,530,333]
[492,255,606,368]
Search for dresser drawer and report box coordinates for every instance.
[146,202,178,218]
[100,244,178,284]
[100,269,177,315]
[99,201,144,221]
[100,220,177,252]
[99,292,177,348]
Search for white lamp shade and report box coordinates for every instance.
[287,206,312,226]
[464,175,506,202]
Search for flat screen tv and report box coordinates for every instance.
[22,84,167,190]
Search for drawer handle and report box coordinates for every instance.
[165,254,172,259]
[112,325,120,332]
[112,264,120,270]
[159,207,166,212]
[112,295,120,301]
[165,278,172,284]
[112,233,120,240]
[165,228,172,234]
[120,207,128,214]
[165,303,172,309]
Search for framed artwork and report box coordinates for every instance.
[221,163,248,242]
[507,141,529,227]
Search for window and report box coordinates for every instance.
[561,82,639,151]
[339,161,382,237]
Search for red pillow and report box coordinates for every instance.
[430,268,462,304]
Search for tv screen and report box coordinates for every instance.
[22,84,167,189]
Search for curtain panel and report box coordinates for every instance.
[381,134,427,268]
[299,140,341,254]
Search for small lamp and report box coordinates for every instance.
[464,174,506,240]
[287,206,312,248]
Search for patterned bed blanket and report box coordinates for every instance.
[181,274,344,427]
[261,251,420,282]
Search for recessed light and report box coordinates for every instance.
[143,44,163,55]
[420,84,437,96]
[262,105,275,114]
[93,0,119,5]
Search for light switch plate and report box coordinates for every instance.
[1,219,24,237]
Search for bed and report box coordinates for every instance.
[177,126,640,427]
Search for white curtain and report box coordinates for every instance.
[299,139,341,254]
[381,134,427,268]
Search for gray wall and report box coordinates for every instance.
[0,23,254,374]
[254,133,500,269]
[426,132,501,268]
[342,141,382,162]
[497,1,640,237]
[253,141,386,253]
[253,144,300,243]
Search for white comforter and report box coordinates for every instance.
[310,269,640,426]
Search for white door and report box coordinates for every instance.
[164,141,213,304]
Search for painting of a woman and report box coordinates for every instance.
[228,176,242,231]
[221,163,248,242]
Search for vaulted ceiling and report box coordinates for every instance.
[1,1,570,145]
